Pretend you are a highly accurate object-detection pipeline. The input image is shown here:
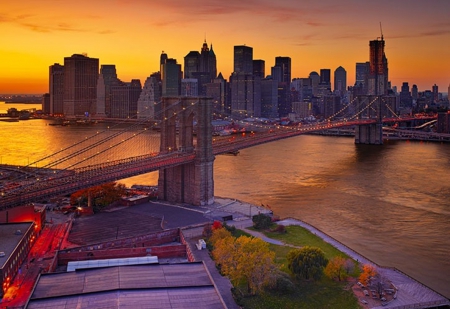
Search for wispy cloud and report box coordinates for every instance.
[0,12,114,34]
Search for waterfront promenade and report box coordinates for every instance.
[201,198,450,309]
[1,197,448,309]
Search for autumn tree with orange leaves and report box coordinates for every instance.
[359,264,377,286]
[70,182,126,211]
[210,227,276,295]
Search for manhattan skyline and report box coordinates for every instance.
[1,0,449,94]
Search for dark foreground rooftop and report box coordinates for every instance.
[26,262,226,309]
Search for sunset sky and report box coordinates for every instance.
[1,0,449,94]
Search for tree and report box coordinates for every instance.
[287,246,328,281]
[252,213,272,230]
[211,230,276,295]
[70,182,126,210]
[7,108,18,117]
[324,256,347,281]
[359,264,377,286]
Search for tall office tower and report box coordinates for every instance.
[184,41,217,95]
[137,74,161,120]
[110,79,142,119]
[274,57,291,84]
[205,73,227,114]
[432,84,439,103]
[368,36,388,95]
[160,51,168,67]
[233,45,253,74]
[317,69,331,98]
[291,78,312,102]
[309,71,320,96]
[354,62,369,95]
[323,95,341,119]
[230,72,261,118]
[96,65,118,117]
[261,78,278,118]
[181,79,199,96]
[253,60,265,78]
[319,69,331,87]
[161,58,182,96]
[271,66,282,83]
[42,93,50,114]
[63,54,99,117]
[334,66,347,96]
[184,51,200,79]
[399,82,412,109]
[411,84,418,101]
[49,63,64,115]
[199,41,217,81]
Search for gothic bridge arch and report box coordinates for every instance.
[158,97,214,206]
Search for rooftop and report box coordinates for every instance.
[0,222,33,269]
[27,262,226,309]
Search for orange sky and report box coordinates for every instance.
[1,0,449,94]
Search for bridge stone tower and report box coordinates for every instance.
[354,95,383,145]
[158,97,215,205]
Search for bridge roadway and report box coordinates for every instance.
[0,117,435,210]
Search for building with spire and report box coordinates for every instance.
[368,34,388,95]
[183,41,217,96]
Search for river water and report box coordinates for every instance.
[1,102,449,298]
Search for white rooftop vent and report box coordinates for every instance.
[15,230,22,235]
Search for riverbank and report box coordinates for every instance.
[210,197,450,309]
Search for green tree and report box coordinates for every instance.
[287,246,328,281]
[252,213,272,230]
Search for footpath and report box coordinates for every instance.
[191,197,450,309]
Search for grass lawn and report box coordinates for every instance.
[235,278,359,309]
[228,224,361,308]
[263,225,351,260]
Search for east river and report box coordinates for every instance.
[1,103,449,298]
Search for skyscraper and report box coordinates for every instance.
[49,63,64,115]
[274,57,291,84]
[137,74,161,120]
[96,65,118,117]
[399,82,412,109]
[161,58,182,96]
[233,45,253,74]
[110,79,142,119]
[319,69,331,87]
[184,51,200,79]
[63,54,99,117]
[183,41,217,96]
[334,66,347,95]
[253,60,265,78]
[309,72,320,96]
[368,36,388,95]
[432,84,439,103]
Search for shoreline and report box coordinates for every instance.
[211,197,450,308]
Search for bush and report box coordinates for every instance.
[202,224,212,238]
[252,213,272,230]
[266,271,296,294]
[271,224,287,234]
[224,223,236,233]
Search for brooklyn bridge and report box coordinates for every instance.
[0,96,440,209]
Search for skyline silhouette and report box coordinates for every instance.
[1,0,449,93]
